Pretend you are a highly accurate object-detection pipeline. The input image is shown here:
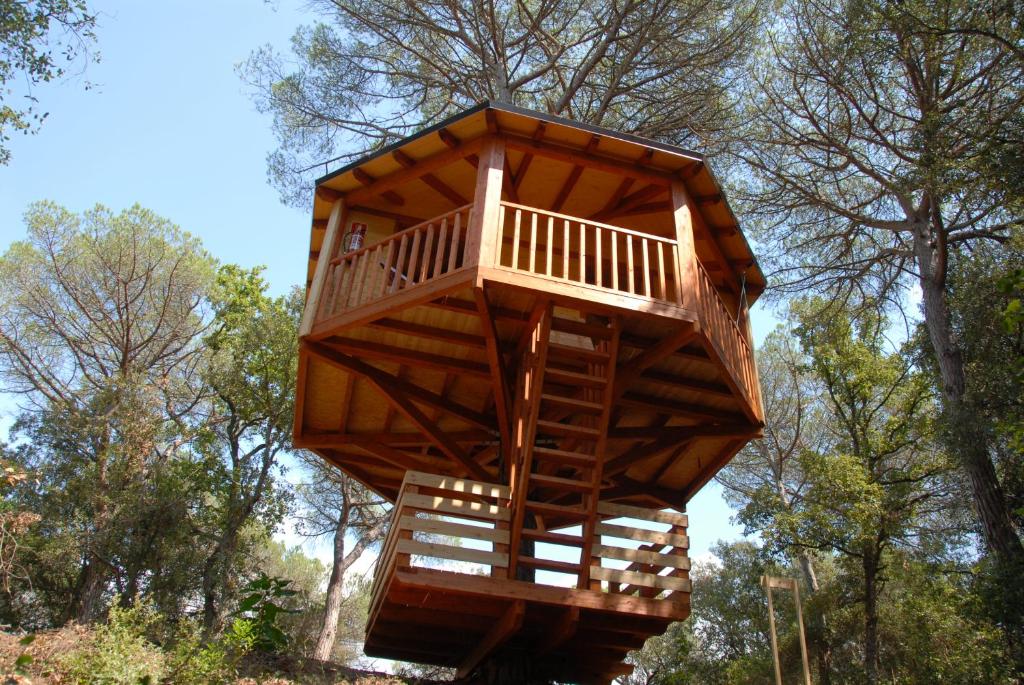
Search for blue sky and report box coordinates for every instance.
[0,0,763,566]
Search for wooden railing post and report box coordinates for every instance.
[670,180,698,314]
[300,197,346,336]
[466,137,506,270]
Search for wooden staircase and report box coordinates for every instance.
[507,303,621,588]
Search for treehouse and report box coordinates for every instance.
[293,102,766,684]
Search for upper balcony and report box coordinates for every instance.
[295,102,765,509]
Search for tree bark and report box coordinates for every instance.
[914,227,1024,564]
[796,552,832,685]
[863,549,880,685]
[313,514,348,661]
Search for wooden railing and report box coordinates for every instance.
[695,261,759,416]
[318,204,473,322]
[590,501,691,599]
[368,471,690,623]
[495,202,684,306]
[368,471,511,623]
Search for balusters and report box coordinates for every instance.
[434,217,448,276]
[546,216,554,277]
[448,211,462,272]
[562,219,570,279]
[595,225,603,287]
[511,209,522,269]
[529,212,538,273]
[641,238,651,297]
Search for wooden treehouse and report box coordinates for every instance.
[294,102,766,684]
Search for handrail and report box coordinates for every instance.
[499,201,676,244]
[317,204,473,322]
[495,202,684,305]
[695,259,758,412]
[329,203,474,266]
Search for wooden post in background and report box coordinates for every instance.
[762,575,813,685]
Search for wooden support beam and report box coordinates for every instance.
[300,198,345,336]
[466,137,506,269]
[504,134,673,187]
[475,287,513,465]
[314,347,493,431]
[352,167,405,206]
[349,137,483,206]
[297,429,494,448]
[306,342,494,480]
[604,437,693,477]
[608,424,759,440]
[455,600,525,679]
[392,149,469,206]
[592,177,635,220]
[613,325,697,401]
[323,336,491,378]
[620,392,749,422]
[366,318,487,349]
[539,607,579,654]
[591,183,665,221]
[639,369,735,400]
[349,205,426,227]
[551,164,584,213]
[675,177,741,296]
[315,186,342,203]
[502,157,519,203]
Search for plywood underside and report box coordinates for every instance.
[296,277,760,511]
[365,568,687,684]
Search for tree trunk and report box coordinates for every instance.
[313,515,348,661]
[70,552,107,623]
[863,550,880,685]
[796,552,833,685]
[914,230,1024,563]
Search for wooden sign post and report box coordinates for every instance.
[761,575,812,685]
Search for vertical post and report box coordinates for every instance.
[764,577,784,685]
[741,294,765,422]
[670,179,699,314]
[466,136,506,270]
[300,197,345,336]
[794,581,813,685]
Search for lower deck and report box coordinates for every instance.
[365,471,691,684]
[368,568,686,683]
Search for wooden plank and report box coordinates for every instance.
[393,567,691,619]
[398,538,508,568]
[367,317,486,349]
[503,134,672,187]
[306,343,493,480]
[592,545,691,570]
[300,198,344,336]
[596,523,689,548]
[456,600,525,679]
[538,607,579,654]
[348,137,484,206]
[591,566,692,592]
[597,502,688,526]
[552,165,584,212]
[402,493,511,522]
[403,471,510,498]
[400,516,510,544]
[475,287,513,460]
[323,337,490,378]
[466,136,505,269]
[613,325,698,401]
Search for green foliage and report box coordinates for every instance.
[231,573,299,652]
[58,603,166,684]
[0,0,97,164]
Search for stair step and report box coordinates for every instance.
[541,393,604,414]
[547,342,610,364]
[545,367,608,387]
[532,446,596,467]
[530,473,594,493]
[518,556,583,574]
[536,420,601,439]
[521,528,585,546]
[526,500,591,520]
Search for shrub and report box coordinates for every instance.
[58,603,165,684]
